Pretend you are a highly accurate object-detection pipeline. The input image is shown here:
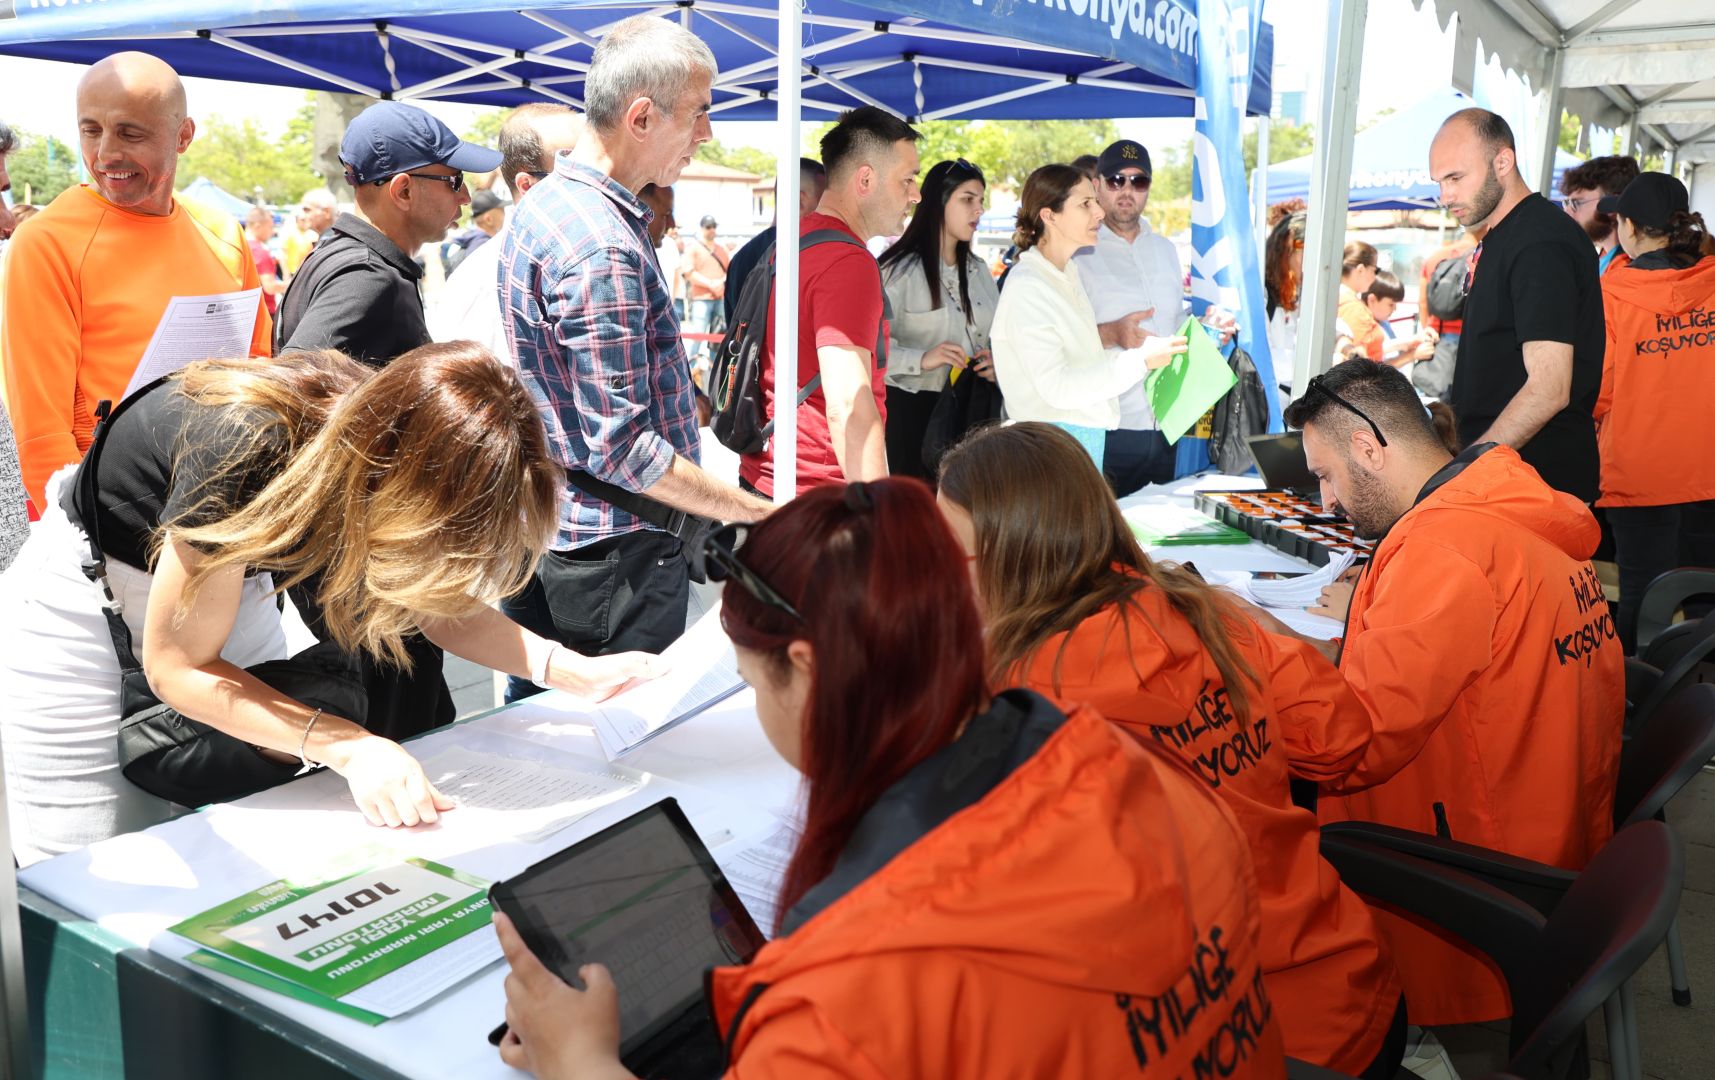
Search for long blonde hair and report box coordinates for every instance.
[168,341,561,668]
[938,422,1259,722]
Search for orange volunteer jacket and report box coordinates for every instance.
[1595,253,1715,507]
[1321,443,1624,1026]
[1018,587,1399,1074]
[0,186,272,509]
[709,690,1287,1080]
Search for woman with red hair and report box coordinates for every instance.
[493,478,1286,1079]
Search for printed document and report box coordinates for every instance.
[123,287,263,399]
[713,818,803,937]
[416,746,641,844]
[589,605,745,759]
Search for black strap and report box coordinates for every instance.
[564,469,694,540]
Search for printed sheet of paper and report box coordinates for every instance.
[713,819,802,938]
[170,852,497,1018]
[123,288,263,399]
[1239,550,1357,608]
[415,746,641,845]
[589,604,745,759]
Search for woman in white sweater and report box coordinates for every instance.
[878,158,1000,480]
[991,164,1184,469]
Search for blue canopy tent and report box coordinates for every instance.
[0,0,1271,122]
[180,175,259,219]
[1266,88,1579,210]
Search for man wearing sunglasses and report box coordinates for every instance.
[277,101,500,366]
[1268,359,1622,1033]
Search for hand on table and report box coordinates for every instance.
[495,912,634,1080]
[546,650,669,703]
[327,735,456,828]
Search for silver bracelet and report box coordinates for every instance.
[532,643,559,688]
[294,708,324,777]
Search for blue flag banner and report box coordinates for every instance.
[1181,0,1279,476]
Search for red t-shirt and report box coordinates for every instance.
[739,213,889,497]
[248,237,281,315]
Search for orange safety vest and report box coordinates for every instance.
[1321,444,1624,1025]
[709,693,1287,1079]
[1017,588,1399,1074]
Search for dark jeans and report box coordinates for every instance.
[1608,500,1715,654]
[500,529,690,702]
[1102,428,1177,497]
[884,384,942,482]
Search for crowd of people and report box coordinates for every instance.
[0,17,1708,1080]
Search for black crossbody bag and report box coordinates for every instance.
[65,378,367,808]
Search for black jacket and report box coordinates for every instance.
[275,212,429,365]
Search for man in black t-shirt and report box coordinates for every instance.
[1430,108,1604,502]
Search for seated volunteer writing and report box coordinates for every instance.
[990,164,1183,473]
[493,479,1286,1079]
[1592,172,1715,652]
[1262,360,1623,1028]
[938,422,1403,1079]
[0,344,658,866]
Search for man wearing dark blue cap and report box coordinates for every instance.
[275,99,501,742]
[276,100,501,366]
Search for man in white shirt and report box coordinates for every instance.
[1073,139,1184,492]
[427,103,583,357]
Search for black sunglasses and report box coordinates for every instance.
[1102,173,1151,191]
[394,171,466,194]
[703,524,803,622]
[1306,374,1388,447]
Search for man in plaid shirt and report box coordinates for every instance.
[500,15,770,700]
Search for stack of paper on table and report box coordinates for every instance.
[1123,503,1251,546]
[588,604,746,759]
[170,849,499,1024]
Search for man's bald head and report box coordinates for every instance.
[498,103,584,200]
[1430,107,1526,231]
[76,52,194,216]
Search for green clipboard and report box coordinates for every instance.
[1144,317,1237,445]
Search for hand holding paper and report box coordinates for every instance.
[1144,318,1239,444]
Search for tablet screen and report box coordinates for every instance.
[494,800,764,1056]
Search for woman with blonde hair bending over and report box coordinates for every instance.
[938,421,1407,1078]
[0,342,657,864]
[990,164,1183,474]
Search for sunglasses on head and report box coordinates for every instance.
[702,524,803,622]
[1102,173,1151,191]
[1305,374,1388,447]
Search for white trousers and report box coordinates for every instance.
[0,469,287,865]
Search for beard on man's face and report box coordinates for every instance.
[1583,211,1617,245]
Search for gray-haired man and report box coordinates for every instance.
[500,14,771,701]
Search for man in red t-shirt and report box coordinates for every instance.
[739,107,921,497]
[244,205,287,315]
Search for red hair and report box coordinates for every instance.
[721,480,989,930]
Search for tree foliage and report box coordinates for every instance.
[6,129,79,206]
[176,101,320,206]
[696,138,780,177]
[462,109,507,149]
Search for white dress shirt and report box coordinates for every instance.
[426,226,510,361]
[1072,220,1186,429]
[991,248,1151,430]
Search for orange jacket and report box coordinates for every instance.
[1017,588,1399,1074]
[709,691,1286,1079]
[1321,444,1624,1025]
[0,186,271,510]
[1595,254,1715,507]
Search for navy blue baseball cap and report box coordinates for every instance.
[340,101,502,186]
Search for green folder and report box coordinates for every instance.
[1144,317,1238,445]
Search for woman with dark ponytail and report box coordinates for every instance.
[1594,172,1715,651]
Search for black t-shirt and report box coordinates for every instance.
[1450,193,1605,501]
[65,381,287,573]
[275,213,430,367]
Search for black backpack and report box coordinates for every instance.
[1207,344,1270,476]
[1424,253,1469,321]
[709,229,890,455]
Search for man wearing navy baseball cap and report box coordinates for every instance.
[276,100,501,367]
[275,99,501,746]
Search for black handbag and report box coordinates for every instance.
[920,369,1005,477]
[68,378,368,808]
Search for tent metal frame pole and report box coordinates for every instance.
[911,54,1188,96]
[518,10,604,50]
[396,32,584,107]
[208,32,383,96]
[773,0,801,504]
[1535,46,1566,194]
[916,60,1138,121]
[1294,0,1368,399]
[694,0,1096,57]
[714,29,875,87]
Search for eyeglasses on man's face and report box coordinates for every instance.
[1563,195,1596,214]
[396,171,466,194]
[1102,173,1151,191]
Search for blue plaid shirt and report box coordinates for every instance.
[501,156,700,550]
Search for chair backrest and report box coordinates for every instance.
[1508,821,1684,1079]
[1632,616,1715,729]
[1615,683,1715,828]
[1635,568,1715,653]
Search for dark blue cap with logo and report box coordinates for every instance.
[1096,139,1152,179]
[340,101,502,186]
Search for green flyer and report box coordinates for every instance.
[170,854,499,1019]
[1145,317,1239,444]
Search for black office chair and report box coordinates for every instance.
[1633,567,1715,655]
[1628,615,1715,734]
[1319,821,1683,1080]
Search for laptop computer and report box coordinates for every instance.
[1244,432,1319,495]
[488,798,767,1079]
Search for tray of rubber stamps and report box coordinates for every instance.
[1192,490,1376,567]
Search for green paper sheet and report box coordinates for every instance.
[1144,317,1238,444]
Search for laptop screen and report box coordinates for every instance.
[1244,433,1318,493]
[493,799,765,1057]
